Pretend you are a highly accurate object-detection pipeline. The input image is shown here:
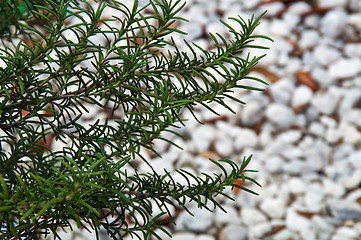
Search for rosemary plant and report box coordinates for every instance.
[0,0,271,239]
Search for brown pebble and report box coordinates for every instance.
[296,71,318,91]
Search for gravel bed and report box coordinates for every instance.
[44,0,361,239]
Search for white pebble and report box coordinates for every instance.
[304,184,326,212]
[191,125,217,152]
[320,9,347,38]
[333,144,354,161]
[325,161,353,183]
[265,141,292,156]
[313,44,341,66]
[242,0,261,9]
[348,150,361,169]
[320,115,338,128]
[304,15,320,28]
[340,122,361,144]
[241,208,267,226]
[221,224,248,240]
[344,43,361,58]
[309,118,325,132]
[308,122,325,137]
[317,0,348,8]
[249,222,273,239]
[299,30,320,50]
[294,114,307,128]
[322,178,346,198]
[292,85,313,108]
[329,58,361,79]
[311,67,335,87]
[269,79,295,104]
[214,205,240,226]
[259,123,273,146]
[348,13,361,31]
[314,139,332,161]
[339,88,361,113]
[332,227,360,240]
[343,109,361,127]
[283,159,309,174]
[234,128,258,151]
[281,12,300,31]
[305,149,325,172]
[344,169,361,189]
[276,130,302,144]
[265,103,295,127]
[240,100,265,126]
[311,92,339,115]
[197,235,215,240]
[286,1,311,15]
[302,51,318,68]
[173,233,196,240]
[298,136,314,149]
[260,197,286,219]
[269,19,292,37]
[181,23,203,41]
[285,208,312,232]
[206,21,228,37]
[214,134,234,157]
[264,155,284,173]
[300,228,317,240]
[284,58,302,76]
[259,2,284,16]
[282,146,304,160]
[312,216,335,240]
[346,189,361,203]
[176,207,213,232]
[288,177,306,194]
[325,127,342,144]
[272,229,298,240]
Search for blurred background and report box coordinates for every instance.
[45,0,361,239]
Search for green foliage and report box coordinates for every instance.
[0,0,272,239]
[0,0,49,37]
